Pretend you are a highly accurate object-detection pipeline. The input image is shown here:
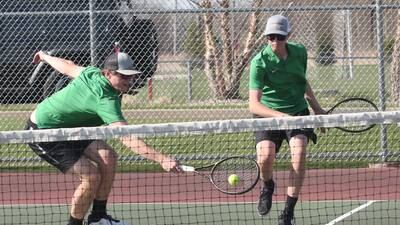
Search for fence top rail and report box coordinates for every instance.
[1,4,399,16]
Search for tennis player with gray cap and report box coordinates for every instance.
[26,51,181,225]
[249,15,325,225]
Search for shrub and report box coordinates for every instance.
[183,20,206,62]
[384,38,395,62]
[315,33,336,66]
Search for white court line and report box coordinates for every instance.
[0,199,379,207]
[325,200,377,225]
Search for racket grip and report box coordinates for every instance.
[179,165,195,172]
[29,61,44,84]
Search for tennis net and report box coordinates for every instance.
[0,111,400,225]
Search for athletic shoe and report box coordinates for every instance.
[278,210,296,225]
[88,214,131,225]
[257,180,274,216]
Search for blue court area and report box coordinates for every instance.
[1,200,398,225]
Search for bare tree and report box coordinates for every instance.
[390,10,400,105]
[191,0,264,100]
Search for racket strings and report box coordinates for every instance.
[329,99,378,132]
[330,100,377,114]
[211,158,259,194]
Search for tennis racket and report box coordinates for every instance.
[29,50,55,85]
[180,156,260,195]
[327,97,379,133]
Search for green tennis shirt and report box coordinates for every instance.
[249,42,308,114]
[35,66,125,128]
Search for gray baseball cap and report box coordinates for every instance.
[103,52,142,75]
[264,15,291,36]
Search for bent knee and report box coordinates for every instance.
[102,149,118,166]
[80,171,101,186]
[289,134,308,147]
[256,141,276,162]
[88,140,118,166]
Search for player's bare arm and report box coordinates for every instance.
[32,51,84,79]
[109,121,181,173]
[249,89,288,117]
[304,81,326,115]
[305,81,326,133]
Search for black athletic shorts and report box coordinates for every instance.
[25,119,93,173]
[253,108,317,153]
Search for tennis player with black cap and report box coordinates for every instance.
[26,51,181,225]
[249,15,326,225]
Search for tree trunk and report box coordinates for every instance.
[220,0,233,98]
[390,10,400,105]
[199,0,263,100]
[235,0,263,87]
[200,0,221,99]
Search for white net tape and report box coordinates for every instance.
[2,111,400,144]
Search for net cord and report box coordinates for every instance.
[1,111,400,144]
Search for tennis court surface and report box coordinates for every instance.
[0,111,400,225]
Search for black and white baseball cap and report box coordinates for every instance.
[103,52,142,76]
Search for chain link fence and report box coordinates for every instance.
[0,0,400,131]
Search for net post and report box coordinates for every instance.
[186,60,192,102]
[374,0,389,162]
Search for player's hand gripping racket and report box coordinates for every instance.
[29,50,55,85]
[327,97,378,133]
[180,156,260,195]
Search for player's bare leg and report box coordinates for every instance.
[288,135,307,196]
[84,140,118,200]
[67,157,100,220]
[257,141,276,181]
[84,141,126,224]
[279,134,307,225]
[256,140,276,216]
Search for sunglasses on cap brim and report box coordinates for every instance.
[266,34,287,41]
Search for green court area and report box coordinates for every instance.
[1,201,398,225]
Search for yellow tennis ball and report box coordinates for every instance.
[228,174,240,186]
